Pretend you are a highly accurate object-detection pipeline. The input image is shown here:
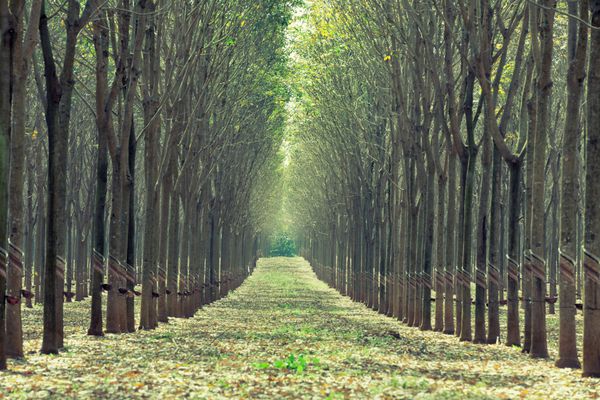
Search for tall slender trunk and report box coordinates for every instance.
[434,172,446,332]
[474,134,492,344]
[75,231,85,301]
[407,200,417,326]
[157,183,169,323]
[582,0,600,378]
[556,0,587,370]
[35,197,45,305]
[523,76,536,354]
[65,203,73,302]
[179,197,190,317]
[444,153,456,334]
[125,135,136,333]
[106,161,125,334]
[6,0,35,353]
[398,192,408,322]
[529,1,555,359]
[140,0,159,329]
[459,146,476,342]
[0,0,14,370]
[209,206,218,303]
[25,167,35,308]
[506,161,522,346]
[167,189,180,316]
[456,157,467,337]
[487,147,502,344]
[39,0,66,354]
[420,167,435,331]
[88,8,109,338]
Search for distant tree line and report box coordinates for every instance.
[270,234,297,258]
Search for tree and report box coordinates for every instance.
[528,0,556,359]
[6,0,42,359]
[0,0,15,371]
[557,0,588,370]
[583,0,600,378]
[39,0,99,354]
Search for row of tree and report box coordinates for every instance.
[0,0,294,370]
[288,0,600,377]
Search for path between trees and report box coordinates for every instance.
[1,258,598,399]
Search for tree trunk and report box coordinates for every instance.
[40,0,66,354]
[0,0,14,370]
[506,161,522,347]
[474,134,492,344]
[157,183,169,323]
[35,199,45,305]
[456,157,467,338]
[25,167,34,308]
[106,161,125,334]
[167,189,180,316]
[140,0,159,329]
[556,0,587,370]
[125,134,136,333]
[434,173,446,332]
[487,147,502,344]
[65,204,73,303]
[459,147,476,342]
[444,152,456,335]
[87,12,108,338]
[529,1,555,359]
[420,167,435,331]
[582,0,600,378]
[6,0,31,354]
[75,233,85,301]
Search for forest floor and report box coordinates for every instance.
[1,258,599,399]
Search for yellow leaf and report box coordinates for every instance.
[241,20,246,27]
[31,129,38,140]
[123,370,142,378]
[384,55,391,62]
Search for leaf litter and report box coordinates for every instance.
[0,257,599,399]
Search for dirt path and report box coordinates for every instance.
[1,258,598,399]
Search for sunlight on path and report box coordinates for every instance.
[1,258,598,399]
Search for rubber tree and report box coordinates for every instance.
[39,0,98,354]
[583,0,600,379]
[528,0,556,359]
[0,0,15,371]
[556,0,588,370]
[6,0,41,359]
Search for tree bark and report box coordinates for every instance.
[39,0,65,354]
[556,0,587,370]
[140,0,159,329]
[474,133,492,344]
[0,0,15,370]
[87,9,109,337]
[487,147,502,344]
[583,0,600,378]
[6,0,41,358]
[444,151,457,335]
[529,0,555,359]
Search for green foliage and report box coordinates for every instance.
[275,354,307,373]
[254,353,320,374]
[269,233,297,257]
